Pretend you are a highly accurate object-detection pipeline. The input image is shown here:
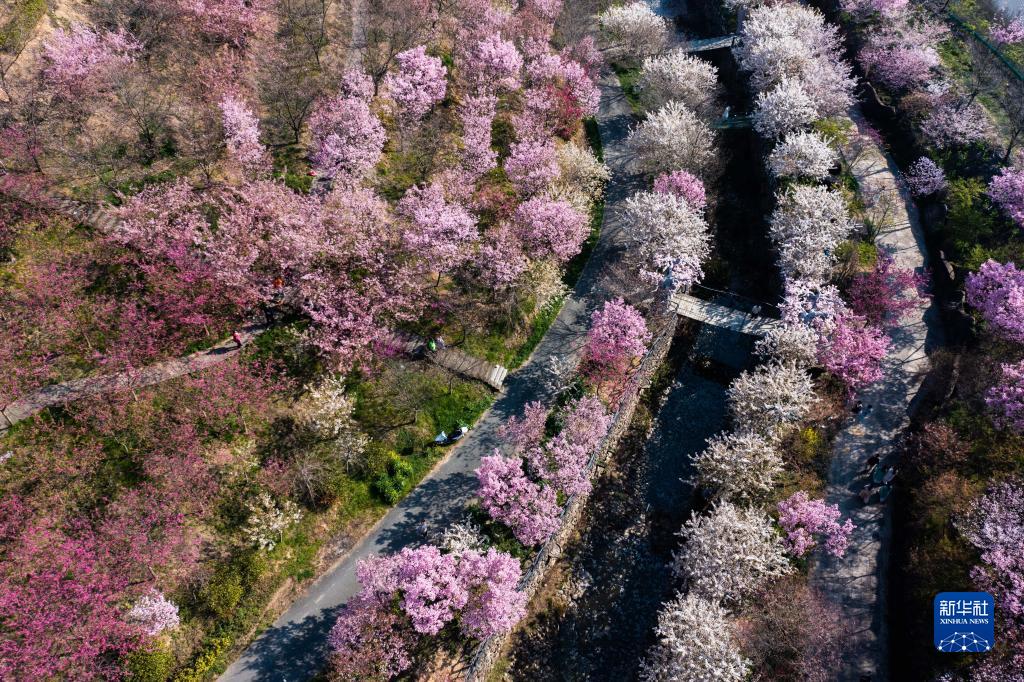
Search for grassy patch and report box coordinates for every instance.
[611,63,644,117]
[0,0,45,53]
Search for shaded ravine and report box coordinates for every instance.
[217,64,645,682]
[506,323,755,681]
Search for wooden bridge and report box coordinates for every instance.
[380,332,509,390]
[669,291,782,336]
[684,34,739,52]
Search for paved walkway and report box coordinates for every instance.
[809,105,944,682]
[218,66,642,682]
[0,323,267,432]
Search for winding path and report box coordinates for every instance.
[809,106,944,682]
[217,65,643,682]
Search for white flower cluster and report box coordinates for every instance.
[728,361,816,437]
[769,184,853,281]
[622,190,712,291]
[243,492,303,551]
[300,375,369,470]
[640,594,751,681]
[691,430,784,502]
[626,100,717,177]
[768,130,839,180]
[637,49,720,116]
[597,2,670,61]
[549,142,610,214]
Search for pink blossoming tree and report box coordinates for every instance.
[41,24,141,99]
[308,96,387,179]
[966,259,1024,343]
[385,45,448,123]
[847,252,928,328]
[512,197,589,262]
[985,361,1024,434]
[477,453,560,546]
[988,165,1024,228]
[905,157,948,196]
[219,94,270,177]
[817,313,890,394]
[778,491,855,558]
[653,170,707,210]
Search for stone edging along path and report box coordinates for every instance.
[810,105,944,682]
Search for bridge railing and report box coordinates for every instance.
[689,283,781,318]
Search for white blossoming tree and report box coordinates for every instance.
[622,190,712,290]
[299,375,369,470]
[127,591,180,636]
[637,49,720,116]
[243,492,303,551]
[767,130,838,180]
[550,142,611,213]
[598,2,670,61]
[752,77,818,139]
[640,593,751,682]
[727,361,815,436]
[754,322,819,368]
[769,184,853,281]
[672,502,792,604]
[626,100,717,176]
[691,430,784,502]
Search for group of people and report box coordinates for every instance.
[859,454,897,504]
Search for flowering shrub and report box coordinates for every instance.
[956,480,1024,622]
[627,101,717,176]
[127,591,181,636]
[769,185,853,282]
[901,157,947,199]
[991,17,1024,45]
[41,24,140,98]
[637,49,719,115]
[777,491,855,557]
[219,94,269,176]
[965,260,1024,343]
[767,131,838,181]
[242,493,302,551]
[308,95,386,178]
[988,165,1024,229]
[460,94,498,177]
[985,361,1024,434]
[692,431,783,502]
[583,298,650,372]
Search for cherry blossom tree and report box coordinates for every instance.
[126,591,180,636]
[956,479,1024,619]
[549,142,610,212]
[627,101,717,176]
[40,24,141,99]
[841,0,908,18]
[398,182,479,274]
[781,277,847,331]
[769,184,853,281]
[727,362,816,436]
[308,95,387,179]
[462,33,523,94]
[755,322,820,368]
[622,189,712,290]
[672,502,792,604]
[848,252,928,327]
[778,491,855,557]
[965,260,1024,343]
[459,94,498,178]
[457,548,527,638]
[583,298,651,369]
[474,226,530,289]
[476,453,560,546]
[328,595,415,680]
[988,165,1024,228]
[818,313,890,393]
[641,594,751,682]
[691,430,784,502]
[652,170,707,210]
[637,49,719,116]
[526,396,611,497]
[597,2,669,61]
[505,138,560,195]
[767,131,838,181]
[512,197,589,262]
[858,17,944,91]
[219,94,270,177]
[752,77,819,139]
[498,401,549,453]
[905,157,948,196]
[921,88,992,149]
[384,45,448,123]
[985,361,1024,434]
[991,17,1024,45]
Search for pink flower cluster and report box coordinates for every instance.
[817,313,890,394]
[526,395,611,497]
[959,480,1024,618]
[462,33,524,94]
[505,138,560,195]
[219,94,269,176]
[653,170,707,210]
[986,361,1024,434]
[777,491,855,557]
[513,197,589,262]
[584,298,651,372]
[385,45,448,122]
[991,17,1024,45]
[460,94,498,178]
[398,183,479,272]
[477,453,561,546]
[904,157,947,197]
[308,94,386,179]
[41,23,140,98]
[329,545,526,677]
[988,165,1024,229]
[966,259,1024,344]
[498,400,548,452]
